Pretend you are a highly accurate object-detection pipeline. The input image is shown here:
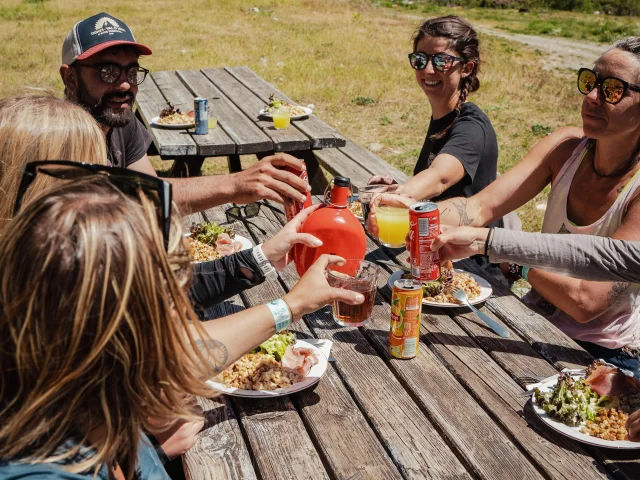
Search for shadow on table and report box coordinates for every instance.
[422,329,593,367]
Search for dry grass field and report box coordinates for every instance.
[1,0,627,231]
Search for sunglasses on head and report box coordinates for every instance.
[408,52,465,72]
[577,68,640,105]
[14,161,172,250]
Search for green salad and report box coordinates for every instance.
[190,221,234,246]
[251,331,296,361]
[534,372,611,426]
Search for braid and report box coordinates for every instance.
[429,75,473,141]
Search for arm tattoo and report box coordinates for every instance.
[194,338,229,373]
[607,282,630,306]
[452,199,474,226]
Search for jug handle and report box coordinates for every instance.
[323,179,355,207]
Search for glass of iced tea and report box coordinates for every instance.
[326,259,380,327]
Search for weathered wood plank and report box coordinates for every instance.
[313,148,374,190]
[201,68,310,153]
[136,75,197,157]
[183,395,257,480]
[226,66,346,149]
[152,71,237,157]
[177,69,272,155]
[340,140,410,184]
[457,258,594,371]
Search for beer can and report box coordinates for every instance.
[194,97,208,135]
[409,201,440,282]
[282,160,312,222]
[389,278,423,359]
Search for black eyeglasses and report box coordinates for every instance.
[14,161,172,250]
[578,68,640,105]
[223,201,285,236]
[408,52,465,72]
[75,63,149,86]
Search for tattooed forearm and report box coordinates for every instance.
[452,199,474,226]
[194,338,229,373]
[607,282,630,306]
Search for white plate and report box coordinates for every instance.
[531,374,640,449]
[258,106,313,120]
[206,340,328,397]
[184,233,252,262]
[387,269,492,307]
[150,116,194,129]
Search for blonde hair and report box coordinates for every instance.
[0,177,217,478]
[0,93,107,232]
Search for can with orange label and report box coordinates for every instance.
[389,278,423,359]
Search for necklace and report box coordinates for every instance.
[590,142,640,178]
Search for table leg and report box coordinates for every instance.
[168,156,205,178]
[227,154,242,173]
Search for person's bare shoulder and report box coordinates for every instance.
[545,126,585,176]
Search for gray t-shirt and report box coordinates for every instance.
[106,117,153,168]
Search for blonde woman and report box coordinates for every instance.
[0,171,361,478]
[0,93,107,231]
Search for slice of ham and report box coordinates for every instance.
[584,365,640,396]
[215,233,243,256]
[281,345,319,377]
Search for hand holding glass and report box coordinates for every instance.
[326,260,379,327]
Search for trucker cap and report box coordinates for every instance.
[61,12,152,65]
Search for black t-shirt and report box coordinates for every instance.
[106,116,153,167]
[414,102,498,203]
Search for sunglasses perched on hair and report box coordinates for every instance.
[74,63,149,86]
[14,161,172,250]
[577,68,640,105]
[408,52,465,72]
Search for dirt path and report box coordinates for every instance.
[476,26,607,70]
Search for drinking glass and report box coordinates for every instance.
[376,204,410,248]
[272,106,291,129]
[326,259,379,327]
[358,184,397,223]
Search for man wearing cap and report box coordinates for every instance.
[59,12,309,212]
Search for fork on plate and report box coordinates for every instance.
[451,286,510,338]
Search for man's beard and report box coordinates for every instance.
[76,75,135,128]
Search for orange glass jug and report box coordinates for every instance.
[294,177,367,276]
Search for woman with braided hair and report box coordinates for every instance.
[369,16,500,213]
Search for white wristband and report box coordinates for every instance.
[252,244,277,280]
[266,298,292,332]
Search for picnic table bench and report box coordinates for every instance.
[181,196,640,480]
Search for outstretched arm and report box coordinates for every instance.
[128,153,310,214]
[437,127,582,227]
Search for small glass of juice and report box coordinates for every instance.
[272,106,291,129]
[376,204,409,248]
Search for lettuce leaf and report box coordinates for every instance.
[251,332,296,361]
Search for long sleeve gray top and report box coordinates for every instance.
[488,229,640,283]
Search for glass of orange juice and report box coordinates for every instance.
[272,106,291,129]
[376,204,409,248]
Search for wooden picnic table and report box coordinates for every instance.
[135,66,347,181]
[181,197,640,480]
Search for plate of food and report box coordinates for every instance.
[207,332,328,397]
[185,221,252,262]
[258,94,312,120]
[387,264,492,307]
[150,103,195,129]
[532,361,640,448]
[347,195,364,221]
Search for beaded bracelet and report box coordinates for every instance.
[507,263,523,282]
